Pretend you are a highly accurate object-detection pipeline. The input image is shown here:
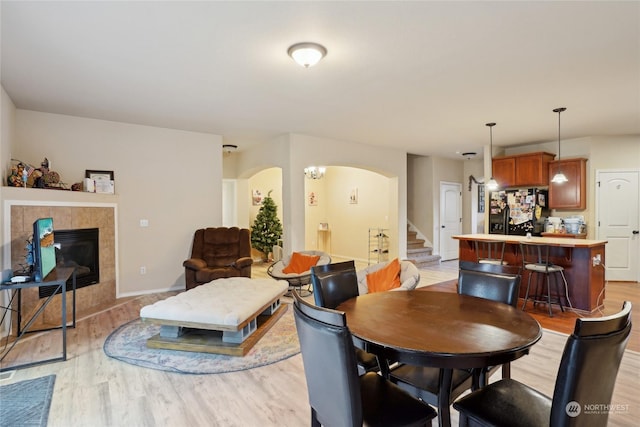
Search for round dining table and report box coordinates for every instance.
[336,290,542,427]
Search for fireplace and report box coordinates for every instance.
[39,228,100,298]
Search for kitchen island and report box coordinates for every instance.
[453,234,607,312]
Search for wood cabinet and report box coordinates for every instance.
[549,158,587,209]
[492,152,555,188]
[492,157,516,187]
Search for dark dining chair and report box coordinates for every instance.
[454,301,632,427]
[291,290,437,427]
[457,266,521,308]
[311,261,379,374]
[457,264,522,384]
[311,260,359,309]
[390,263,522,418]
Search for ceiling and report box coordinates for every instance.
[2,1,639,159]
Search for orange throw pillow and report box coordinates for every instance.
[366,258,402,293]
[282,252,321,274]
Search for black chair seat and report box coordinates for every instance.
[360,372,437,427]
[453,378,551,427]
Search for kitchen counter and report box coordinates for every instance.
[452,234,607,312]
[453,233,604,247]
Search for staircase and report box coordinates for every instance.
[406,227,441,268]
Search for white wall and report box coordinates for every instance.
[323,166,392,262]
[0,88,16,260]
[5,110,222,295]
[408,154,433,246]
[0,87,17,330]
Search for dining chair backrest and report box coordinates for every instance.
[474,240,507,265]
[311,259,356,275]
[291,290,363,426]
[458,265,521,307]
[311,261,359,309]
[550,301,632,426]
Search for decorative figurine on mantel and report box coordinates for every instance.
[7,161,29,187]
[7,157,66,189]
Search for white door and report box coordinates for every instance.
[440,182,462,260]
[596,170,640,281]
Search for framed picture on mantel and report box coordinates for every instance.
[85,170,114,194]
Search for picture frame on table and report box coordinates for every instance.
[85,170,115,194]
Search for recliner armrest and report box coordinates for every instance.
[183,258,207,271]
[234,257,253,269]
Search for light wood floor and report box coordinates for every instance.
[1,260,637,426]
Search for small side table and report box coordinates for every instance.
[0,267,76,371]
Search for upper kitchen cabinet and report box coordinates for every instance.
[492,156,516,187]
[492,152,555,188]
[549,158,587,210]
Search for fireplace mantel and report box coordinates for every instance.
[1,186,118,207]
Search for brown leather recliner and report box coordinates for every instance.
[183,227,253,290]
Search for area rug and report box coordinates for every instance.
[103,306,299,374]
[0,374,56,427]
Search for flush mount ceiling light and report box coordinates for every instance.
[304,166,326,179]
[551,107,569,184]
[461,152,477,160]
[485,123,499,191]
[222,144,238,154]
[287,42,327,68]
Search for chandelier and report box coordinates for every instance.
[304,166,326,180]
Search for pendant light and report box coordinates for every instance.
[485,122,499,191]
[551,107,568,184]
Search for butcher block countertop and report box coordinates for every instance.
[452,233,607,248]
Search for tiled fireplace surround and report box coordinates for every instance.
[10,203,116,328]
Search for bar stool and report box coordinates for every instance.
[474,240,507,265]
[518,241,567,317]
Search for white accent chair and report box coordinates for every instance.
[356,259,421,295]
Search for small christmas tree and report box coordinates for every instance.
[251,190,283,259]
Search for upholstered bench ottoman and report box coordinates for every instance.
[140,277,288,356]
